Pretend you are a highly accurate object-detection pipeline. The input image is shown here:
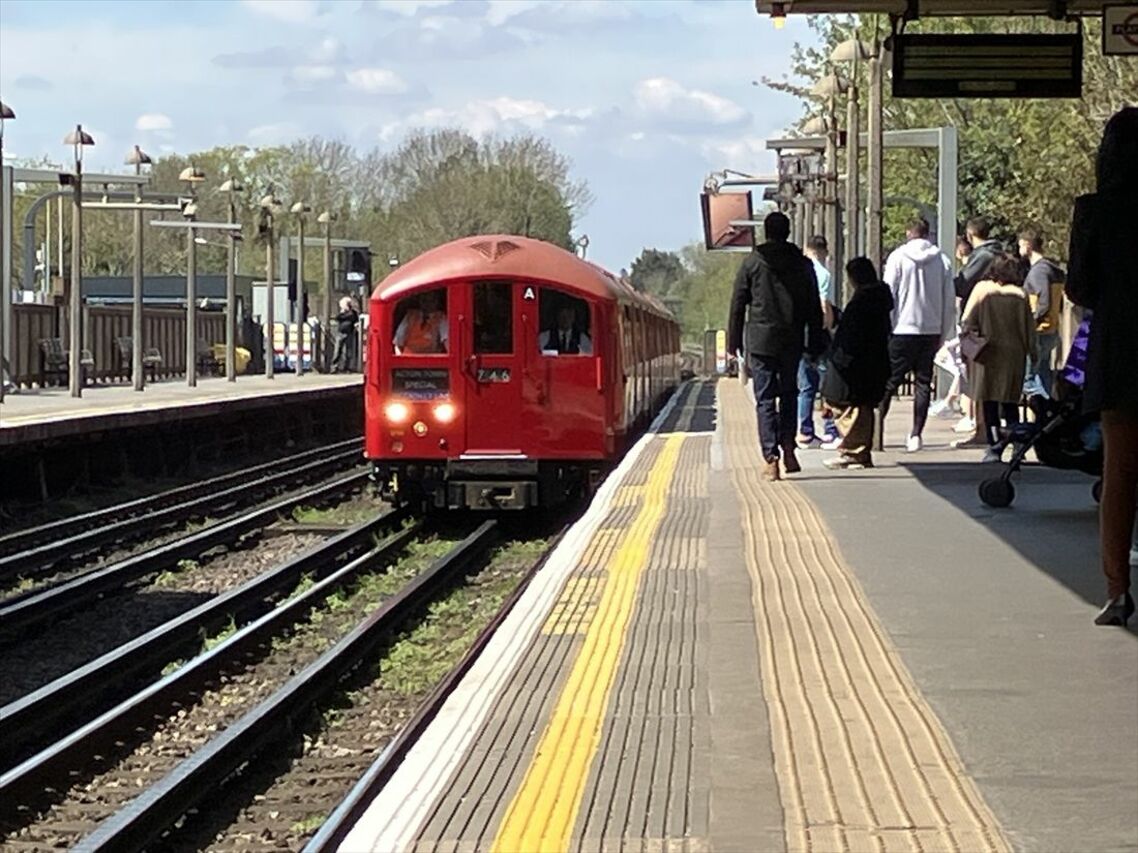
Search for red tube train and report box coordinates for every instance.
[364,234,681,510]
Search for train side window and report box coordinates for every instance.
[474,281,513,354]
[393,288,448,355]
[538,291,592,356]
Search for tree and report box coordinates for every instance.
[629,248,686,296]
[764,14,1137,260]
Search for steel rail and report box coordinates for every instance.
[72,521,497,853]
[0,507,411,772]
[304,525,566,852]
[0,470,369,637]
[0,442,362,577]
[0,519,421,817]
[0,438,360,558]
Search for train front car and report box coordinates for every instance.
[366,235,676,511]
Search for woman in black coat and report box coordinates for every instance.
[822,257,895,470]
[1065,106,1138,626]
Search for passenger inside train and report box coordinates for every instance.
[394,289,448,355]
[539,293,592,355]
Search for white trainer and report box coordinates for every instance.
[820,436,844,451]
[954,417,976,434]
[905,434,923,453]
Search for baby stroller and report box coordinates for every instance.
[978,317,1104,508]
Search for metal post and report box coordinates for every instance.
[824,95,839,297]
[322,221,332,373]
[56,195,63,300]
[225,199,236,382]
[132,165,144,391]
[296,215,305,377]
[69,160,83,398]
[936,125,959,259]
[186,228,197,388]
[867,50,884,273]
[845,72,862,262]
[265,221,275,379]
[0,155,7,401]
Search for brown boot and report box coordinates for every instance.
[782,446,801,474]
[763,458,781,482]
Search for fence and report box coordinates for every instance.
[8,304,227,388]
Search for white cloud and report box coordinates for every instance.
[248,122,301,144]
[380,96,594,140]
[309,36,343,63]
[375,0,454,15]
[242,0,319,24]
[135,113,173,131]
[289,64,337,85]
[633,77,747,127]
[345,67,409,94]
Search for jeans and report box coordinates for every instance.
[1032,332,1060,396]
[798,357,838,440]
[750,351,799,462]
[880,334,940,439]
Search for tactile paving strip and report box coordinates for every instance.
[718,380,1010,853]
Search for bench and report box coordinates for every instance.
[39,337,95,388]
[115,337,163,382]
[196,339,221,376]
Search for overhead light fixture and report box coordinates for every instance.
[771,2,787,29]
[125,145,152,167]
[179,165,206,183]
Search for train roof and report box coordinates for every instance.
[372,235,675,320]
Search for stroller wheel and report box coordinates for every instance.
[979,476,1016,508]
[1092,479,1103,504]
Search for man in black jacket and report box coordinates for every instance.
[954,216,1002,303]
[728,212,825,481]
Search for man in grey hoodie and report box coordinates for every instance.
[879,218,956,451]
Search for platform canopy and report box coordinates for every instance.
[755,0,1109,15]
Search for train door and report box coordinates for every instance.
[460,280,523,454]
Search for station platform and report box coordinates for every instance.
[0,374,362,447]
[341,378,1138,853]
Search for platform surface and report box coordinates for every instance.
[342,379,1138,853]
[0,374,362,444]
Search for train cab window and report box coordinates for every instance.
[474,281,513,354]
[393,288,448,355]
[538,291,592,356]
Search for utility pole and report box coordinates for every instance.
[220,179,244,382]
[291,202,311,377]
[186,228,197,388]
[0,101,13,403]
[65,125,94,399]
[127,145,151,391]
[318,211,335,373]
[867,46,884,274]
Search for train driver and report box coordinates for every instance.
[394,291,448,354]
[539,306,592,355]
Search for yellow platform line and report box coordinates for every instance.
[491,433,684,853]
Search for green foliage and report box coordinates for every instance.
[9,128,590,290]
[629,248,686,296]
[763,14,1137,260]
[639,243,744,345]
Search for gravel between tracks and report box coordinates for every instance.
[3,533,457,850]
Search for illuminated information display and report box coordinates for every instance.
[892,33,1082,98]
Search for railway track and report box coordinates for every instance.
[0,437,363,584]
[0,467,370,640]
[0,517,562,851]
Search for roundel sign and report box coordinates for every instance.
[1104,4,1138,55]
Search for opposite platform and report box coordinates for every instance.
[340,379,1137,853]
[0,374,362,446]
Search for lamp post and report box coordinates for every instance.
[64,125,95,399]
[832,38,872,264]
[125,145,152,391]
[218,178,244,382]
[810,73,846,293]
[290,201,311,377]
[867,42,885,273]
[317,210,335,373]
[179,165,206,387]
[0,100,14,403]
[260,192,281,379]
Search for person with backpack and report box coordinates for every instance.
[1017,227,1066,396]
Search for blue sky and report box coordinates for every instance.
[0,0,817,273]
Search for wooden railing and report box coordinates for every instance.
[8,304,227,388]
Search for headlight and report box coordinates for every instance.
[433,402,457,423]
[385,401,410,423]
[413,420,429,437]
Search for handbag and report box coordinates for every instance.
[819,357,852,407]
[959,331,989,363]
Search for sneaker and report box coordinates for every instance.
[795,433,819,449]
[930,399,961,420]
[824,456,872,471]
[952,433,989,449]
[905,434,923,453]
[954,416,976,434]
[820,436,844,451]
[982,447,1004,464]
